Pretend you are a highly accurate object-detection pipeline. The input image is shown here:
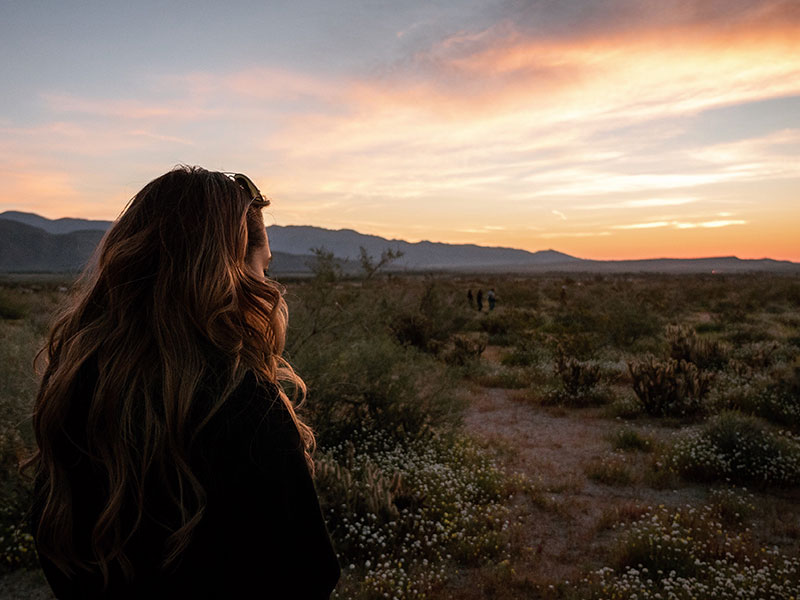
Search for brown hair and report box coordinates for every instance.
[24,165,313,584]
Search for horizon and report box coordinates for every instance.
[1,209,795,264]
[1,1,799,262]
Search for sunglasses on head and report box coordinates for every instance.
[223,172,270,208]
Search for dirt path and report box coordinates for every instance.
[462,382,704,586]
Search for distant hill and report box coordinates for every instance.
[0,218,105,272]
[1,211,798,274]
[266,225,582,269]
[0,211,111,234]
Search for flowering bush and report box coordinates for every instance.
[710,371,800,430]
[584,499,800,599]
[0,503,37,572]
[316,430,516,599]
[669,412,800,486]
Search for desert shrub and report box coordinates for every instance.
[499,335,548,367]
[603,296,661,349]
[389,282,470,352]
[315,443,406,524]
[628,356,712,417]
[390,312,435,350]
[0,494,38,573]
[707,486,756,528]
[477,311,535,346]
[605,396,645,419]
[548,305,602,338]
[544,287,661,352]
[710,370,800,430]
[732,340,784,369]
[584,501,800,599]
[545,332,599,361]
[665,324,729,370]
[296,333,464,447]
[435,333,487,367]
[491,280,540,309]
[0,308,44,573]
[694,320,725,334]
[543,348,611,407]
[0,290,28,320]
[317,430,515,599]
[473,365,531,389]
[724,325,774,345]
[610,428,653,452]
[585,454,635,486]
[670,412,800,487]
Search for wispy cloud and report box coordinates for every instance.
[537,231,612,238]
[613,219,747,230]
[613,221,672,230]
[577,197,698,210]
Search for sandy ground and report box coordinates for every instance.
[0,569,52,600]
[461,382,705,586]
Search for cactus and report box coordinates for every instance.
[314,442,416,522]
[545,344,609,406]
[628,355,713,417]
[442,334,487,366]
[666,324,728,370]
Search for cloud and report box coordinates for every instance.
[577,197,697,210]
[4,1,798,259]
[537,231,612,238]
[613,219,747,230]
[613,221,672,230]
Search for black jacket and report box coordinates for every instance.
[32,367,340,599]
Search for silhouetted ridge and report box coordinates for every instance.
[0,212,797,274]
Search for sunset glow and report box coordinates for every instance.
[1,1,798,260]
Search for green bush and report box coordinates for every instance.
[389,282,471,352]
[0,290,28,320]
[603,296,662,349]
[297,334,464,447]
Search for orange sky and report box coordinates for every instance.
[1,1,799,261]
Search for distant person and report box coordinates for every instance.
[467,289,474,309]
[27,167,340,599]
[560,285,567,305]
[487,288,496,311]
[476,289,484,312]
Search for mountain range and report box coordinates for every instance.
[1,211,798,275]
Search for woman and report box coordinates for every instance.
[26,166,340,598]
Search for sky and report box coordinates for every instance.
[1,0,799,261]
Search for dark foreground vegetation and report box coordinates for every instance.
[1,266,799,598]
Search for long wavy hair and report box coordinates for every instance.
[25,165,313,584]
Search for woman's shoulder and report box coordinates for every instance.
[202,370,301,455]
[223,371,290,426]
